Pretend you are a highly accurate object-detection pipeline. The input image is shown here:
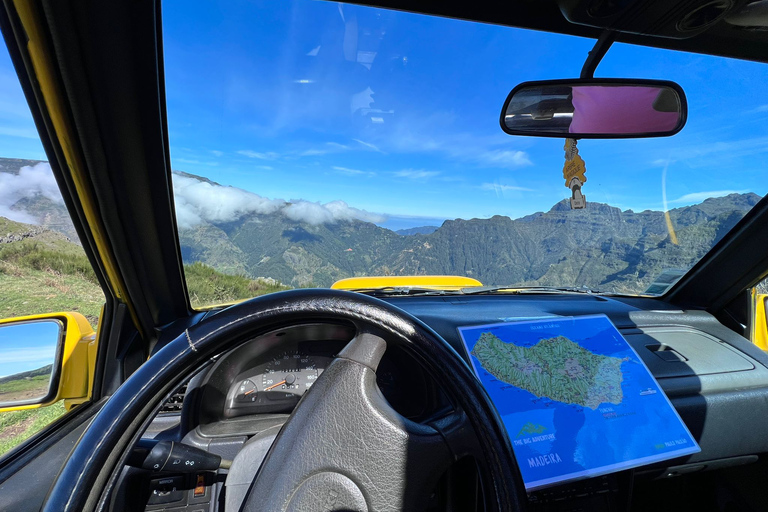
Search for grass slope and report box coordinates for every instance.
[0,374,50,403]
[185,261,291,308]
[0,402,66,455]
[0,216,291,455]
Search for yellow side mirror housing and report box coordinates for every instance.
[752,291,768,351]
[0,312,97,413]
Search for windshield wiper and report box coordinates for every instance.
[347,286,461,297]
[461,285,617,295]
[349,285,629,298]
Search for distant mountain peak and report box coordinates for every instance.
[547,199,623,215]
[172,170,224,187]
[395,225,439,236]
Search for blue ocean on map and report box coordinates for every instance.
[459,314,700,490]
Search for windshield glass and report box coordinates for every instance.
[163,0,767,307]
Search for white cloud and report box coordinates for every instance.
[393,169,440,180]
[332,166,374,177]
[352,138,383,153]
[306,46,321,57]
[746,105,768,114]
[237,150,280,160]
[235,140,381,161]
[172,174,284,228]
[670,190,748,204]
[476,150,532,168]
[480,183,533,193]
[378,112,533,168]
[297,142,350,157]
[174,158,219,166]
[210,150,224,157]
[283,200,384,225]
[172,173,385,228]
[0,347,55,364]
[322,200,384,223]
[0,162,62,223]
[0,163,385,229]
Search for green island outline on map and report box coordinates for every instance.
[471,332,625,410]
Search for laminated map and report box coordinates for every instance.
[459,315,700,491]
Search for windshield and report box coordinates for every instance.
[163,0,767,307]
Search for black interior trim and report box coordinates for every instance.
[0,0,114,302]
[0,0,123,403]
[0,399,105,487]
[665,193,768,311]
[343,0,768,64]
[39,0,190,335]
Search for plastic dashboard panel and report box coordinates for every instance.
[379,294,768,473]
[159,293,768,482]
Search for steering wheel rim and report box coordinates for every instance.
[43,289,526,511]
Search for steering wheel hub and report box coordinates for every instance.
[288,472,366,512]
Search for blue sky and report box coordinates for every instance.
[0,321,59,378]
[160,0,768,229]
[1,0,767,230]
[0,50,48,160]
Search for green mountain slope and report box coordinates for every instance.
[2,157,760,292]
[182,192,757,292]
[0,158,78,242]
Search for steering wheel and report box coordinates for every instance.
[44,289,526,511]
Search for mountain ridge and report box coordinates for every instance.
[1,157,760,293]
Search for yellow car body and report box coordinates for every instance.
[0,312,97,413]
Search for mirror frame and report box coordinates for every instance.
[499,78,688,139]
[0,312,96,413]
[0,318,65,408]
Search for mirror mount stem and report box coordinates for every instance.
[580,31,616,79]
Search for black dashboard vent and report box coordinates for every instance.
[159,384,187,414]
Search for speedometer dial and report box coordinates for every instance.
[225,348,334,417]
[261,350,323,400]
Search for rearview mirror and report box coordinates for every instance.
[500,79,687,139]
[0,320,62,407]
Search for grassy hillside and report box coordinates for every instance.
[0,374,50,403]
[0,217,103,324]
[1,216,292,320]
[184,261,291,307]
[0,403,66,455]
[0,216,291,455]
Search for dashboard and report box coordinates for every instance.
[130,293,768,512]
[221,337,432,419]
[189,323,436,435]
[225,344,334,417]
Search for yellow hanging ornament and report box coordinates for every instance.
[563,138,587,209]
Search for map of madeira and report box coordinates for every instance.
[460,316,700,491]
[471,332,624,409]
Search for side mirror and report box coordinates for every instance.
[0,313,96,412]
[500,78,687,139]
